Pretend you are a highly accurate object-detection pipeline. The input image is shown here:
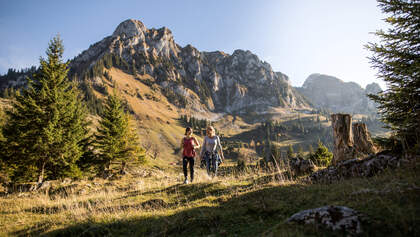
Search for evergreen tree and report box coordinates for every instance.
[310,141,333,167]
[131,60,137,77]
[95,92,145,175]
[0,110,4,142]
[1,36,89,183]
[287,144,295,159]
[0,109,8,181]
[366,0,420,154]
[263,139,274,164]
[297,145,304,158]
[103,53,113,69]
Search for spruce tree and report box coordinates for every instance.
[287,144,295,159]
[297,145,304,158]
[0,109,8,182]
[1,36,90,183]
[366,0,420,154]
[95,92,144,175]
[309,141,333,167]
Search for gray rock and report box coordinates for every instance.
[287,205,365,235]
[297,73,381,115]
[310,152,405,183]
[36,181,51,192]
[289,157,315,174]
[68,19,310,114]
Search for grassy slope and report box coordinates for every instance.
[0,68,407,236]
[0,160,418,236]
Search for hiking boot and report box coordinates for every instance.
[183,178,189,184]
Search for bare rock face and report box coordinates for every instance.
[287,205,365,235]
[353,123,378,156]
[331,114,356,164]
[297,74,381,115]
[68,19,310,113]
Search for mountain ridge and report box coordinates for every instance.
[296,73,381,115]
[69,19,310,114]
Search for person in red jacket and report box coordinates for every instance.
[180,127,200,184]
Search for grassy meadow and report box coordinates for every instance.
[0,157,418,236]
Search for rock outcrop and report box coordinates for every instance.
[310,152,406,183]
[296,73,381,115]
[289,157,315,174]
[331,114,356,164]
[287,205,365,235]
[69,19,310,113]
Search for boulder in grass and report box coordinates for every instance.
[287,205,365,235]
[289,157,315,175]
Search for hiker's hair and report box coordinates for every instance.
[206,126,215,137]
[185,127,193,136]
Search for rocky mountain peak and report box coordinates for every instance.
[232,49,259,62]
[112,19,147,38]
[365,82,382,94]
[69,19,310,113]
[303,73,339,89]
[298,74,380,115]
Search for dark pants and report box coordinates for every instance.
[204,152,219,177]
[183,156,194,181]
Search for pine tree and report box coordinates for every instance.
[287,144,295,159]
[131,60,137,77]
[297,145,304,158]
[366,0,420,154]
[0,109,8,181]
[1,36,90,183]
[309,141,333,167]
[95,92,145,175]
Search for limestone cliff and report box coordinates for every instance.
[69,19,310,113]
[297,73,381,115]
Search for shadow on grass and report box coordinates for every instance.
[22,183,313,237]
[13,170,420,237]
[120,173,281,205]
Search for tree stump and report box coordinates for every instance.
[352,123,377,156]
[331,114,356,164]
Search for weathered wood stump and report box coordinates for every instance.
[352,123,377,156]
[331,114,356,164]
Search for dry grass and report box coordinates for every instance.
[0,68,414,236]
[0,159,418,236]
[0,163,293,236]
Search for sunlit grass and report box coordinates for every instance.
[0,159,418,236]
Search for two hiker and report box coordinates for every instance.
[180,126,224,184]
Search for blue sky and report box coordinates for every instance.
[0,0,388,88]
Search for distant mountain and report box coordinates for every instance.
[68,19,310,113]
[296,73,381,115]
